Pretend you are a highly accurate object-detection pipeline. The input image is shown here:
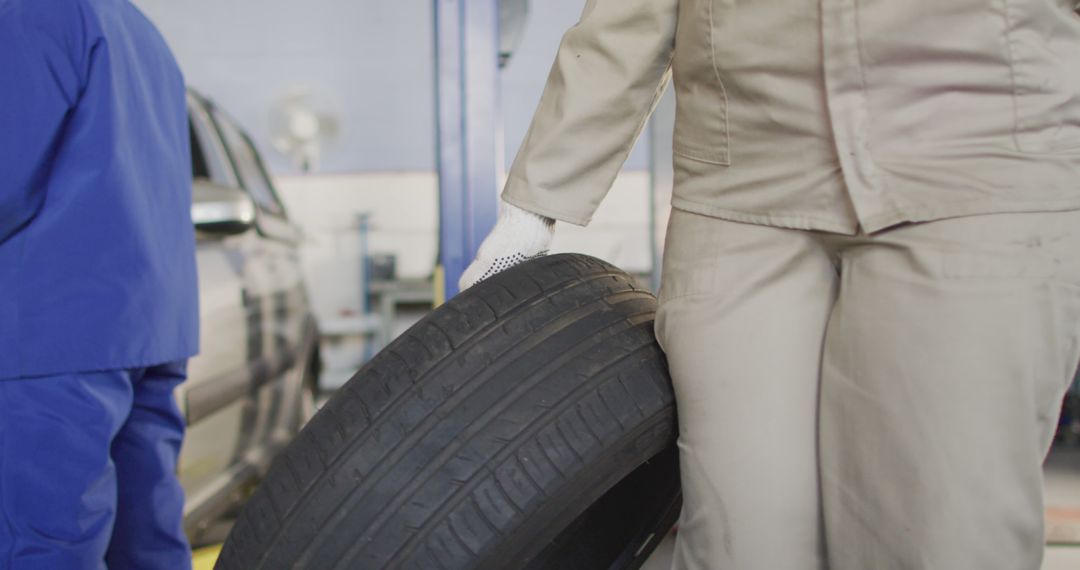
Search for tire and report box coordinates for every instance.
[216,254,681,570]
[289,353,321,435]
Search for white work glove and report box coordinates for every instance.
[459,200,555,291]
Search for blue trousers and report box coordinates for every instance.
[0,363,191,570]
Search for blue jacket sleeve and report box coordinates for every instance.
[0,0,92,243]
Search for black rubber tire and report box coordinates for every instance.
[289,353,322,435]
[216,254,681,570]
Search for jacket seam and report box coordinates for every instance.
[703,0,732,165]
[501,190,592,226]
[671,198,852,225]
[860,195,1080,232]
[624,53,677,164]
[674,194,1080,236]
[1000,0,1025,151]
[669,198,858,232]
[850,0,900,214]
[673,146,731,165]
[0,351,197,381]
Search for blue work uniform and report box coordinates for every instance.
[0,0,198,567]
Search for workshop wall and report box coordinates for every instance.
[132,0,651,174]
[134,0,660,374]
[134,0,657,268]
[133,0,435,173]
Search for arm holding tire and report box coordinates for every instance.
[460,0,679,290]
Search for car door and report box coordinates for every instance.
[206,106,313,460]
[178,93,258,537]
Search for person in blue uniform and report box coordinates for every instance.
[0,0,198,568]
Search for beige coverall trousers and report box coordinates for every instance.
[655,207,1080,570]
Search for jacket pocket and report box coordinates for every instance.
[1003,0,1080,152]
[672,0,731,165]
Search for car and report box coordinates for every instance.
[179,90,321,545]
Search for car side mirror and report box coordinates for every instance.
[191,178,255,236]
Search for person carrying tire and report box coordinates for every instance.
[462,1,1080,568]
[0,1,197,569]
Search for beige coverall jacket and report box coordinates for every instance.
[502,1,1080,569]
[503,0,1080,233]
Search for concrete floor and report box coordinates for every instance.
[640,533,1080,569]
[642,446,1080,570]
[1044,446,1080,569]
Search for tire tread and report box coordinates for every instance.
[216,254,676,570]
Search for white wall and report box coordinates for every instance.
[134,0,436,173]
[276,169,655,389]
[133,0,652,175]
[134,0,667,298]
[136,0,672,381]
[276,170,654,323]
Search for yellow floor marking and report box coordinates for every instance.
[192,543,222,570]
[434,265,446,307]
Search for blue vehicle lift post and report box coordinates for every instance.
[435,0,502,299]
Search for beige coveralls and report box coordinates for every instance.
[502,0,1080,568]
